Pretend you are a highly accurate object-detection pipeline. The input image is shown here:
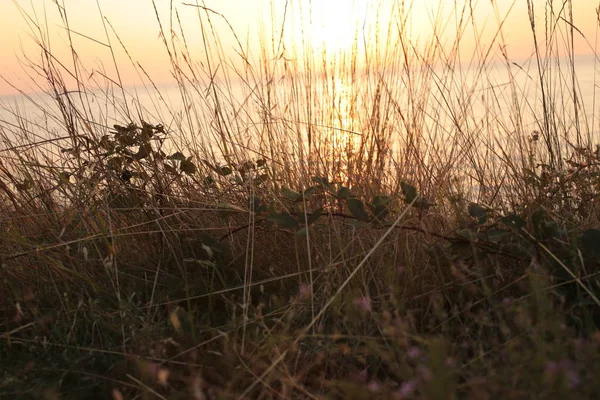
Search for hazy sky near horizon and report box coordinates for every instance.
[1,0,599,95]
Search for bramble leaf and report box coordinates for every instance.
[468,203,488,224]
[347,198,369,222]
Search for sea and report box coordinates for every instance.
[1,53,599,162]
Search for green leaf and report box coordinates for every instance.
[531,209,560,240]
[311,176,335,193]
[455,229,477,242]
[180,158,197,175]
[215,203,246,213]
[107,157,122,170]
[215,166,232,176]
[267,212,299,229]
[238,160,255,174]
[401,181,418,203]
[134,142,152,160]
[370,205,388,221]
[468,203,488,224]
[414,197,436,209]
[347,198,369,222]
[337,186,354,199]
[255,205,267,214]
[15,178,33,191]
[255,174,269,185]
[369,195,392,221]
[581,229,600,259]
[372,195,392,207]
[58,171,72,184]
[169,151,186,161]
[486,229,509,243]
[203,175,215,186]
[501,214,526,230]
[282,187,302,202]
[346,219,370,228]
[306,208,323,226]
[303,186,317,198]
[295,227,309,237]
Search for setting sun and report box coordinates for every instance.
[300,0,371,53]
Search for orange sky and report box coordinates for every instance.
[1,0,599,96]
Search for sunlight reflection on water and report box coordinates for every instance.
[1,55,599,176]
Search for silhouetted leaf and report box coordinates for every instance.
[346,219,370,228]
[169,152,186,161]
[306,208,323,225]
[267,212,299,229]
[468,203,488,224]
[370,205,388,221]
[283,187,302,202]
[256,158,267,168]
[372,195,392,207]
[296,227,309,237]
[134,142,152,160]
[120,169,132,182]
[107,157,122,170]
[99,135,112,150]
[401,181,418,203]
[347,198,369,222]
[215,202,246,214]
[486,229,509,243]
[369,195,392,221]
[303,186,317,198]
[58,171,72,184]
[15,178,33,191]
[531,209,560,240]
[180,159,197,175]
[203,175,215,185]
[255,174,269,185]
[215,166,232,176]
[414,197,436,209]
[337,186,354,199]
[581,229,600,259]
[425,243,452,267]
[455,229,477,242]
[312,176,335,193]
[501,214,526,230]
[238,160,255,174]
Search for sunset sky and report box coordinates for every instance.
[1,0,599,96]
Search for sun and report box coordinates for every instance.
[300,0,371,53]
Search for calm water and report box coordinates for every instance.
[1,54,599,156]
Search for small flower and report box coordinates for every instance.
[544,361,559,375]
[445,357,456,368]
[567,369,580,388]
[367,380,382,392]
[406,347,421,360]
[544,359,580,389]
[396,379,418,399]
[417,366,432,381]
[353,296,372,312]
[298,283,311,300]
[356,369,368,383]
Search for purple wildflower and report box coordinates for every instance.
[406,347,421,360]
[353,296,372,312]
